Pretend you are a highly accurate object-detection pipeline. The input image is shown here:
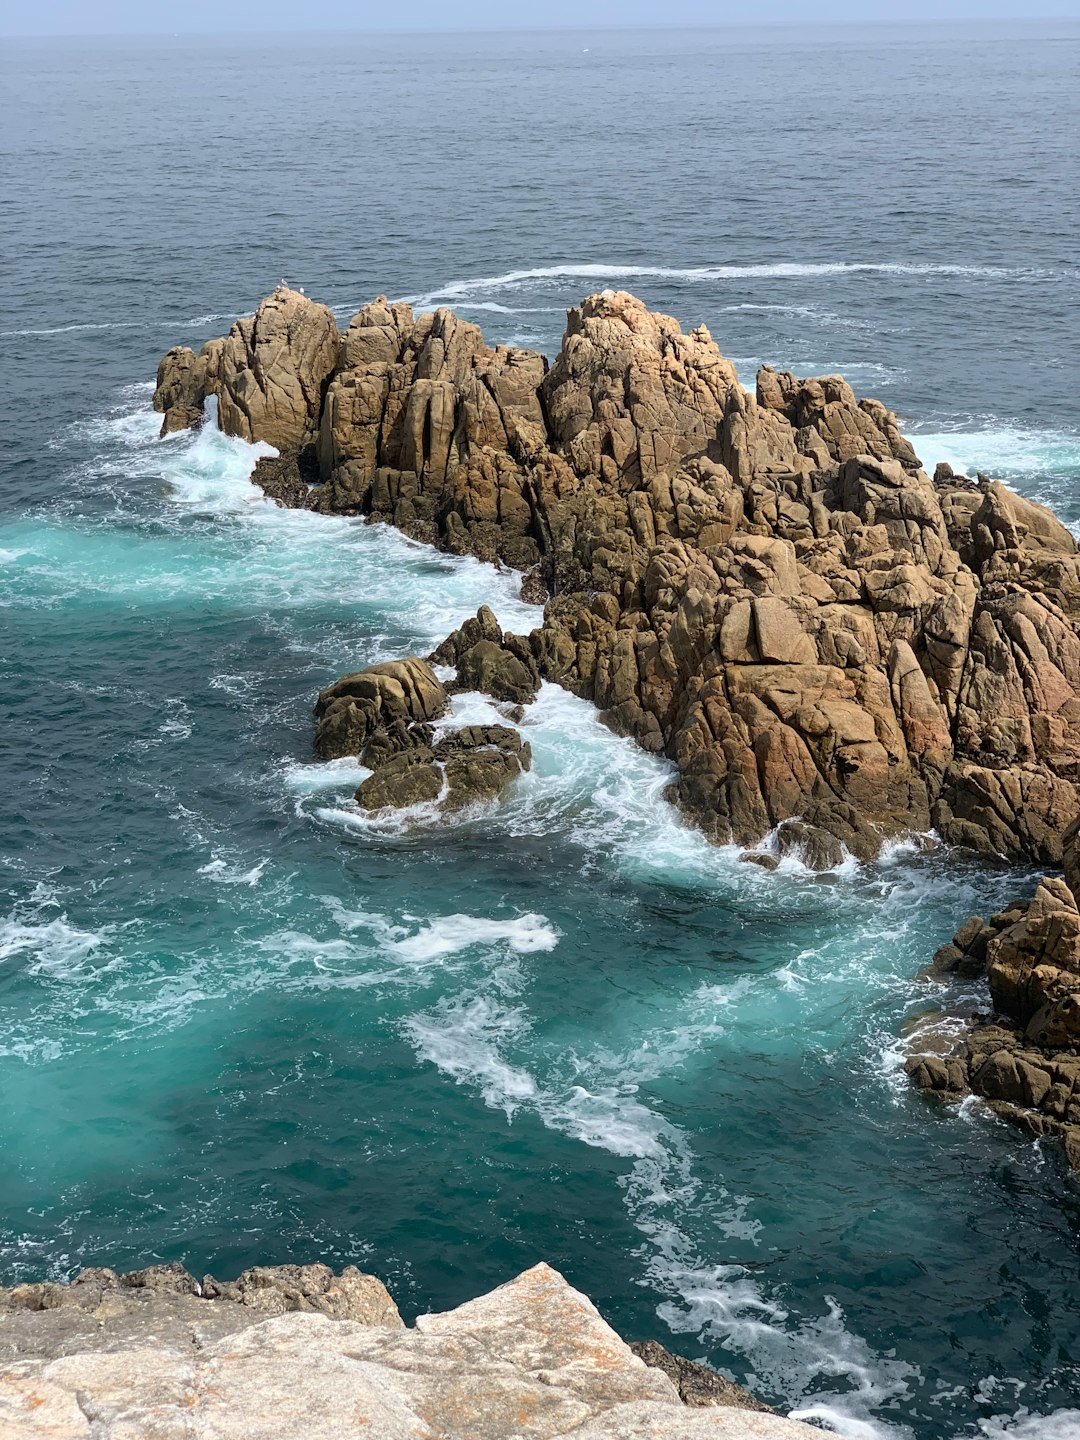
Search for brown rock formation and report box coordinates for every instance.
[154,286,338,448]
[907,816,1080,1171]
[157,288,1080,867]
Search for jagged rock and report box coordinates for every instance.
[0,1262,816,1439]
[355,747,443,810]
[249,445,321,508]
[430,607,543,705]
[437,724,532,808]
[354,724,532,815]
[539,290,740,488]
[160,289,1080,869]
[211,286,339,450]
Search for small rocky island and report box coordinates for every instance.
[154,287,1080,1169]
[0,1261,814,1437]
[157,285,1080,870]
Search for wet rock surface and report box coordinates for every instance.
[907,817,1080,1171]
[159,288,1080,867]
[0,1262,816,1439]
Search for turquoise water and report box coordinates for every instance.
[3,22,1080,1439]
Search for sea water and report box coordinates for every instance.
[2,22,1080,1438]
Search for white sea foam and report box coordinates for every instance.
[970,1409,1080,1439]
[198,856,268,887]
[908,424,1080,483]
[388,913,559,962]
[404,996,539,1117]
[1,320,143,337]
[655,1260,918,1440]
[281,755,367,794]
[1,311,237,339]
[0,914,112,981]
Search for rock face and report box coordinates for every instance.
[0,1261,819,1439]
[907,816,1080,1171]
[158,289,1080,867]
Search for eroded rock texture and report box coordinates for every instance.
[907,816,1080,1171]
[157,288,1080,866]
[0,1262,815,1439]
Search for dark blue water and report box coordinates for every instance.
[2,23,1080,1440]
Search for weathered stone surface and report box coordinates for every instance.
[0,1263,816,1439]
[153,346,209,435]
[160,289,1080,869]
[211,286,339,450]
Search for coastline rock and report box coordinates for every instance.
[153,346,208,435]
[159,289,1080,868]
[353,724,532,815]
[153,286,339,450]
[0,1261,818,1439]
[312,644,532,818]
[907,816,1080,1171]
[212,286,339,450]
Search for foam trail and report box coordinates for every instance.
[0,914,111,981]
[388,913,560,962]
[402,259,1051,308]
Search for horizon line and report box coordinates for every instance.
[4,14,1078,39]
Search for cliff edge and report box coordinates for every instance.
[0,1261,817,1439]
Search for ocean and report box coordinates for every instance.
[2,20,1080,1438]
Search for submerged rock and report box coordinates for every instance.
[159,288,1080,869]
[311,643,533,819]
[0,1261,816,1438]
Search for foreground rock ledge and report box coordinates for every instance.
[0,1261,818,1439]
[157,285,1080,870]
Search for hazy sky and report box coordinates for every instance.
[2,0,1077,36]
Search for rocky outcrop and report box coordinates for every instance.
[907,817,1080,1171]
[313,653,531,816]
[154,286,338,448]
[0,1261,818,1439]
[158,289,1080,867]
